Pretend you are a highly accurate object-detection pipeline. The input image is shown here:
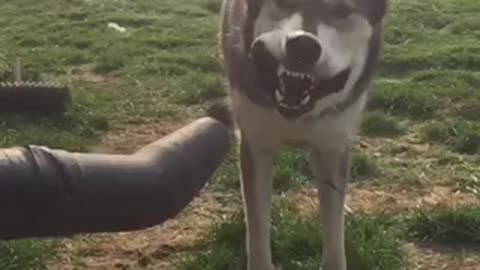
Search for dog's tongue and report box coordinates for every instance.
[280,74,311,104]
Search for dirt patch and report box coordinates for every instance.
[46,118,479,270]
[75,71,118,86]
[402,242,480,270]
[291,186,480,269]
[46,176,479,270]
[54,64,120,88]
[292,186,479,217]
[47,191,240,270]
[87,119,185,154]
[347,186,479,215]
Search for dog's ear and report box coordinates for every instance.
[357,0,387,25]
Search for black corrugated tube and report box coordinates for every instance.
[0,116,231,240]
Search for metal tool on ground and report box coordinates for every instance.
[0,57,71,115]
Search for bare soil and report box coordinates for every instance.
[47,122,480,270]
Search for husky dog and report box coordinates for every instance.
[219,0,387,269]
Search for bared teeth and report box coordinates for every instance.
[275,65,314,110]
[277,94,310,109]
[279,67,313,81]
[275,89,284,102]
[301,95,311,105]
[279,102,301,110]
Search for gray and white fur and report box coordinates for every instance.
[218,0,387,269]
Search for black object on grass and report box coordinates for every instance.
[0,58,71,115]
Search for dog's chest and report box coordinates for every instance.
[232,92,366,150]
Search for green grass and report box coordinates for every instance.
[408,207,480,245]
[274,148,312,192]
[199,0,223,13]
[216,147,378,193]
[0,0,225,149]
[351,152,380,181]
[213,146,312,193]
[360,111,405,138]
[273,148,380,189]
[456,175,480,197]
[179,199,406,270]
[420,120,480,154]
[367,83,443,119]
[451,100,480,121]
[0,240,51,270]
[0,0,479,268]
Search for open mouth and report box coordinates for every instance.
[250,42,351,119]
[274,66,351,119]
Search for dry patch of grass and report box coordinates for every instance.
[47,191,241,270]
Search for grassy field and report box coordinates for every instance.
[0,0,479,269]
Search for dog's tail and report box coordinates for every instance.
[206,98,234,129]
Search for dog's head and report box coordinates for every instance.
[246,0,387,119]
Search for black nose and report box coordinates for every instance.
[285,33,322,66]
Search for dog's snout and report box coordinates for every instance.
[250,39,277,69]
[251,39,268,60]
[250,39,278,88]
[285,32,321,66]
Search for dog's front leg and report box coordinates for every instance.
[309,145,350,270]
[240,133,275,270]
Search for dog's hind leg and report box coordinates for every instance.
[309,144,350,270]
[240,133,276,270]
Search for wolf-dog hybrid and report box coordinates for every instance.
[219,0,387,269]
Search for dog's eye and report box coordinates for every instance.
[332,4,355,19]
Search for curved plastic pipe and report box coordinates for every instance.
[0,117,230,240]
